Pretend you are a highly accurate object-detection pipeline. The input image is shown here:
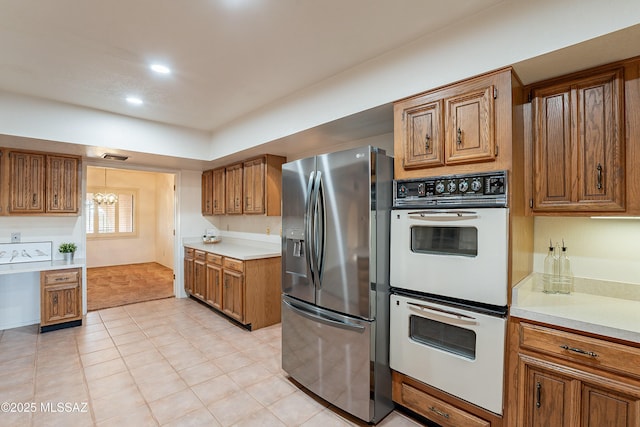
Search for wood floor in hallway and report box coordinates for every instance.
[87,262,174,311]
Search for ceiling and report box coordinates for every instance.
[0,0,504,133]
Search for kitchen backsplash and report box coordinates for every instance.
[207,215,282,240]
[533,217,640,285]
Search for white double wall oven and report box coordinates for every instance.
[389,171,510,415]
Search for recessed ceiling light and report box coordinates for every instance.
[126,96,143,105]
[150,64,171,74]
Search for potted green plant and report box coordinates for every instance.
[58,242,77,263]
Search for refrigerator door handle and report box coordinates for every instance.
[305,171,316,284]
[283,299,366,332]
[315,171,326,286]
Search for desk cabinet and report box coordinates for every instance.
[40,268,82,332]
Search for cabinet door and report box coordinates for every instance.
[184,256,194,295]
[243,158,265,214]
[401,100,444,168]
[574,70,624,209]
[532,84,573,208]
[521,361,576,427]
[42,283,80,325]
[212,168,225,215]
[201,170,213,215]
[445,86,495,165]
[532,69,624,212]
[9,151,45,213]
[225,163,243,214]
[194,258,206,300]
[222,270,244,322]
[581,384,640,427]
[47,155,78,213]
[206,262,222,310]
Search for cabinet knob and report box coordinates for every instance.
[32,193,37,206]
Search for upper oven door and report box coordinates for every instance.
[390,208,508,306]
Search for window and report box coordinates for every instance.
[86,189,137,237]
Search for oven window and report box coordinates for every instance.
[409,315,476,360]
[410,226,478,256]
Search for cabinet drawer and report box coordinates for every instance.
[520,322,640,378]
[223,257,244,272]
[194,250,206,261]
[399,382,490,427]
[206,253,222,265]
[184,248,194,259]
[43,269,79,285]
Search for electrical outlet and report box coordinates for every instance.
[266,226,271,235]
[11,232,21,243]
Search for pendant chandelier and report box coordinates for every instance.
[93,168,118,205]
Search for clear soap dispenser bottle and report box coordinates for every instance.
[558,240,573,294]
[543,240,557,293]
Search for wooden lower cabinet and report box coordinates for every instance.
[392,371,501,427]
[40,268,82,332]
[183,247,281,330]
[511,319,640,427]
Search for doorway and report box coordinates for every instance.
[85,166,176,311]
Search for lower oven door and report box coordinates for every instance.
[390,293,506,414]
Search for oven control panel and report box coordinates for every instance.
[394,170,507,208]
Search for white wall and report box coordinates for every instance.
[0,91,211,160]
[155,173,175,269]
[208,0,640,158]
[533,217,640,285]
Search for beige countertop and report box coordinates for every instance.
[183,237,280,261]
[0,258,85,275]
[511,273,640,344]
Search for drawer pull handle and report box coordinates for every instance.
[429,406,450,419]
[560,344,598,358]
[536,381,541,408]
[55,277,69,281]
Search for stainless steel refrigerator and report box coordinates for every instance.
[281,146,394,423]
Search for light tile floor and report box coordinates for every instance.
[0,297,426,426]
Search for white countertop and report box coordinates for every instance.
[511,273,640,344]
[183,237,281,261]
[0,258,86,275]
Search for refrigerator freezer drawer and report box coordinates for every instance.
[281,296,374,422]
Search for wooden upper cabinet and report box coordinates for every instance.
[47,155,79,213]
[212,167,225,215]
[445,85,495,165]
[394,69,513,179]
[531,68,625,212]
[201,169,213,215]
[9,151,45,213]
[400,100,444,168]
[243,157,265,214]
[242,155,286,216]
[4,149,80,216]
[225,162,243,214]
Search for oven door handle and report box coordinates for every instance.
[407,211,478,221]
[407,302,477,323]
